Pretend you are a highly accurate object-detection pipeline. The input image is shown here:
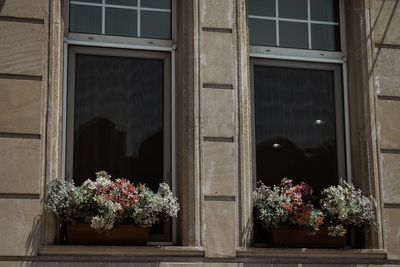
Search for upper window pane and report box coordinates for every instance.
[247,0,275,17]
[279,0,307,20]
[279,21,308,49]
[310,0,339,22]
[70,5,102,34]
[141,0,171,9]
[69,0,172,39]
[248,18,276,47]
[105,8,137,37]
[247,0,341,51]
[106,0,137,6]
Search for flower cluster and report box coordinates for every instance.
[253,178,378,237]
[320,181,378,236]
[253,178,324,234]
[45,171,180,232]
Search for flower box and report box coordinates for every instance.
[66,223,150,245]
[270,226,346,248]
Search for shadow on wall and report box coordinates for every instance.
[0,0,4,11]
[368,0,399,77]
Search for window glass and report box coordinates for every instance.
[247,0,275,17]
[248,19,276,46]
[141,11,171,39]
[311,24,340,51]
[72,54,164,191]
[279,0,307,20]
[105,8,137,37]
[247,0,341,51]
[279,22,308,49]
[69,0,171,39]
[310,0,339,22]
[73,0,101,3]
[141,0,171,9]
[69,5,102,34]
[253,65,341,193]
[106,0,137,6]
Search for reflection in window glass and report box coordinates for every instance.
[312,24,340,51]
[279,21,308,49]
[254,65,341,193]
[279,0,307,20]
[141,11,171,39]
[248,19,276,46]
[73,54,164,191]
[105,8,137,37]
[70,5,102,34]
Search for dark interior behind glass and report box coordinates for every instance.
[254,65,339,193]
[72,54,164,190]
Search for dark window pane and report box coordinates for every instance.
[141,0,170,9]
[254,65,339,193]
[310,0,339,22]
[279,21,308,49]
[70,5,102,34]
[249,18,276,46]
[105,8,137,37]
[106,0,137,6]
[247,0,275,17]
[141,11,171,39]
[311,24,340,51]
[73,0,101,3]
[73,54,164,191]
[279,0,307,19]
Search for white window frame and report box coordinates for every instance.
[61,0,177,245]
[249,0,352,183]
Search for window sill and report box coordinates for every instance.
[38,245,205,257]
[237,248,387,264]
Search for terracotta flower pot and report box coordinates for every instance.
[270,226,347,248]
[66,223,150,245]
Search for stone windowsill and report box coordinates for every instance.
[38,245,205,257]
[237,248,387,264]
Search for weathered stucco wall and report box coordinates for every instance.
[0,0,400,266]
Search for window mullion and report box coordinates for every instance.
[307,0,311,49]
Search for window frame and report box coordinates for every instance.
[61,0,177,245]
[248,0,352,184]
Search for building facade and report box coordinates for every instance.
[0,0,399,266]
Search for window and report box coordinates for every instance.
[248,0,349,196]
[248,0,350,245]
[64,0,175,243]
[69,0,172,39]
[248,0,340,51]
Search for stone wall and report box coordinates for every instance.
[0,0,48,257]
[371,0,400,261]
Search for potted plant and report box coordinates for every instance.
[253,178,332,247]
[320,181,378,237]
[45,171,179,245]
